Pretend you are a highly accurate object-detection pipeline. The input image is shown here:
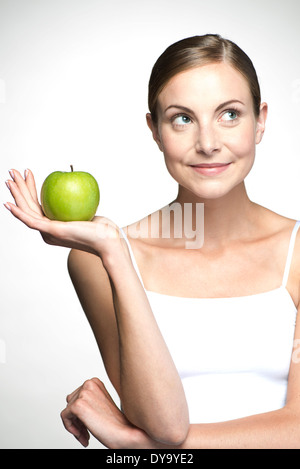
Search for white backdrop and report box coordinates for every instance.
[1,0,300,449]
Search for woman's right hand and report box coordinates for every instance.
[60,377,151,449]
[4,169,125,259]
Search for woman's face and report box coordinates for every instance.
[147,62,267,200]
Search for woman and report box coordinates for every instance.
[4,34,300,449]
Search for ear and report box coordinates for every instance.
[146,113,164,152]
[255,102,268,144]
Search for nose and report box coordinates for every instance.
[194,124,221,156]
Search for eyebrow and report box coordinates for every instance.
[164,99,245,114]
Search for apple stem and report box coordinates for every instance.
[70,165,74,172]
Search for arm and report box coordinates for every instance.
[61,377,300,449]
[68,248,189,445]
[61,375,300,449]
[166,409,300,449]
[5,169,189,445]
[146,411,300,449]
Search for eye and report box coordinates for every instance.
[172,114,192,127]
[220,109,239,123]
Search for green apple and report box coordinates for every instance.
[41,166,100,221]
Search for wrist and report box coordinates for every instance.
[97,232,132,272]
[99,241,130,272]
[124,426,158,449]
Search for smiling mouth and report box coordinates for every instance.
[192,162,231,168]
[190,162,232,175]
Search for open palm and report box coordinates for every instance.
[5,169,122,256]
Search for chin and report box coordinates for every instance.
[183,179,246,201]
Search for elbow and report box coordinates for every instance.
[145,415,190,447]
[122,397,190,447]
[123,405,189,446]
[150,423,189,447]
[153,403,190,446]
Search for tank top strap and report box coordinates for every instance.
[282,220,300,288]
[119,227,146,289]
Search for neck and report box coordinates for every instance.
[173,182,258,249]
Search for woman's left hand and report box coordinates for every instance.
[60,378,149,449]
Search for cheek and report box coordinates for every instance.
[161,135,182,157]
[161,131,193,164]
[161,137,186,181]
[227,125,256,160]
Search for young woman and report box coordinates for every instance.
[5,34,300,449]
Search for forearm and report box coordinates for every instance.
[131,406,300,449]
[101,247,189,445]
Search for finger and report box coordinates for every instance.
[71,417,90,448]
[65,378,103,405]
[8,169,42,215]
[4,202,46,231]
[60,407,90,447]
[66,385,83,404]
[24,169,40,206]
[5,179,33,214]
[4,200,85,249]
[66,379,101,406]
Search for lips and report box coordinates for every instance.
[191,162,231,168]
[190,162,231,175]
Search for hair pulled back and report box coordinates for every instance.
[148,34,261,123]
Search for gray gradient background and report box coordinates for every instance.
[1,0,300,449]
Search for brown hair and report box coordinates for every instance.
[148,34,261,123]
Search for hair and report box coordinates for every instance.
[148,34,261,123]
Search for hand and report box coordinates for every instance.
[4,169,124,258]
[60,378,148,449]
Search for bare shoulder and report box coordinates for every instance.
[255,205,297,238]
[260,207,300,305]
[258,206,300,259]
[287,217,300,301]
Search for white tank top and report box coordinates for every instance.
[120,221,300,423]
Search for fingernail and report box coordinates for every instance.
[4,203,11,211]
[5,180,11,191]
[24,169,29,179]
[8,169,14,180]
